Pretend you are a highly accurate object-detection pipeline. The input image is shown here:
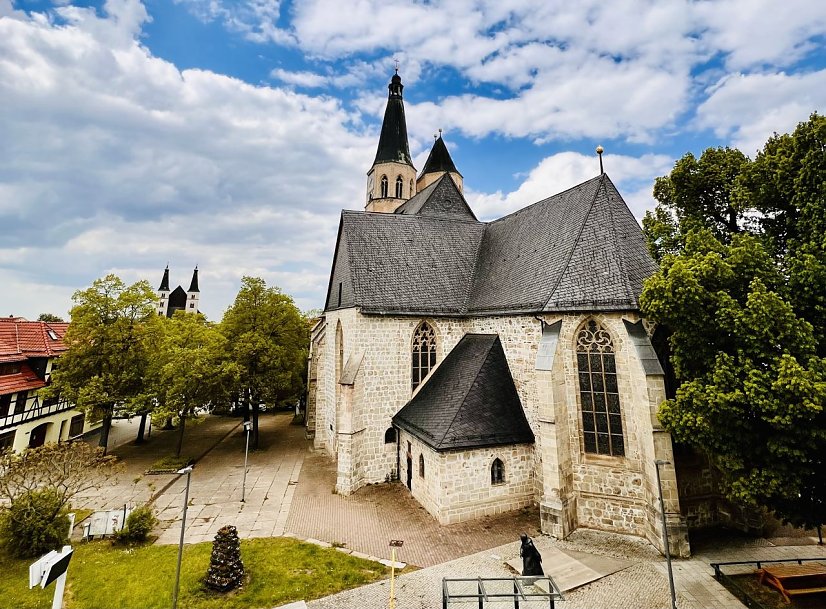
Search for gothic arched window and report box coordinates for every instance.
[491,458,505,485]
[419,453,425,477]
[576,319,624,457]
[395,175,404,198]
[412,322,437,391]
[380,175,388,198]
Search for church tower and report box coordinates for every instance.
[417,132,463,194]
[186,267,200,314]
[366,70,417,213]
[157,265,170,316]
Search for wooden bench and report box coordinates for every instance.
[758,563,826,603]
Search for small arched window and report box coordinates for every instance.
[577,319,624,457]
[412,322,437,391]
[380,175,388,198]
[395,175,404,198]
[491,458,505,485]
[409,179,414,197]
[384,427,396,444]
[419,454,425,477]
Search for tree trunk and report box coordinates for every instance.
[135,412,148,444]
[99,412,113,455]
[175,414,186,458]
[162,416,175,430]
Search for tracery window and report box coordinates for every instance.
[419,453,425,477]
[576,319,624,457]
[395,175,404,198]
[411,321,437,391]
[380,175,388,198]
[491,458,505,485]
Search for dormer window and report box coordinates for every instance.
[380,175,388,198]
[46,329,58,340]
[395,175,404,198]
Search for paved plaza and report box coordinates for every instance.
[74,412,826,608]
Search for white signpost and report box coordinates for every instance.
[82,505,132,538]
[29,545,73,609]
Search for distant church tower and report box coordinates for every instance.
[157,266,200,317]
[366,70,417,212]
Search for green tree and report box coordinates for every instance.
[220,277,308,449]
[150,312,239,457]
[47,275,159,452]
[37,313,64,322]
[641,114,826,530]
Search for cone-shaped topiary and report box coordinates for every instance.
[204,525,244,592]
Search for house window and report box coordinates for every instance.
[0,394,11,418]
[411,321,437,391]
[14,391,27,415]
[576,319,624,457]
[0,430,14,452]
[69,414,85,438]
[395,175,404,198]
[491,458,505,484]
[419,454,425,477]
[380,175,388,198]
[384,428,396,444]
[0,363,21,376]
[46,329,58,340]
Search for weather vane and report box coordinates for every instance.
[393,58,399,73]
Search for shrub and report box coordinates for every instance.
[113,505,158,544]
[0,488,70,558]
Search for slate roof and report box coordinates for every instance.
[392,334,534,451]
[325,173,657,315]
[418,135,462,178]
[159,266,170,291]
[188,268,200,293]
[373,73,414,167]
[394,174,476,220]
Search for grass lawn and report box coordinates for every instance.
[1,537,389,609]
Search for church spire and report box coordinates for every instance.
[188,267,200,293]
[372,70,413,166]
[366,70,417,213]
[416,131,464,194]
[159,265,170,291]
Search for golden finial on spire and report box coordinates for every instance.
[596,145,604,174]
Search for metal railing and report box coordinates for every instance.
[443,576,564,609]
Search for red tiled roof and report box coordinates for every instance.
[0,318,68,360]
[0,362,46,395]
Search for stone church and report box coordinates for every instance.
[307,71,689,556]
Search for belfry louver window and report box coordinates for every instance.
[396,175,404,198]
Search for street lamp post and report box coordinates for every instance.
[241,421,252,503]
[655,459,678,609]
[172,465,193,609]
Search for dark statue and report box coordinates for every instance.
[520,533,544,576]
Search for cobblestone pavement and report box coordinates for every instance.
[309,529,826,609]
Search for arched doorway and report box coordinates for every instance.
[29,422,49,448]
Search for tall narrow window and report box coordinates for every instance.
[411,321,437,391]
[491,458,505,484]
[576,319,624,456]
[395,175,404,198]
[380,175,388,198]
[409,179,414,197]
[419,454,425,477]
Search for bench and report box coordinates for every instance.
[758,563,826,603]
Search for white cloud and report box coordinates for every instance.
[696,70,826,154]
[0,0,372,319]
[270,68,328,88]
[468,151,672,221]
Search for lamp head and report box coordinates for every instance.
[176,465,194,475]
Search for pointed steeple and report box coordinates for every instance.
[159,265,170,291]
[188,267,199,293]
[416,132,464,194]
[373,70,414,167]
[366,70,418,213]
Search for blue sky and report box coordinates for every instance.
[1,0,825,320]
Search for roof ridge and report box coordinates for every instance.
[464,222,490,313]
[541,175,606,311]
[489,174,603,225]
[602,177,636,306]
[435,334,496,447]
[350,208,483,226]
